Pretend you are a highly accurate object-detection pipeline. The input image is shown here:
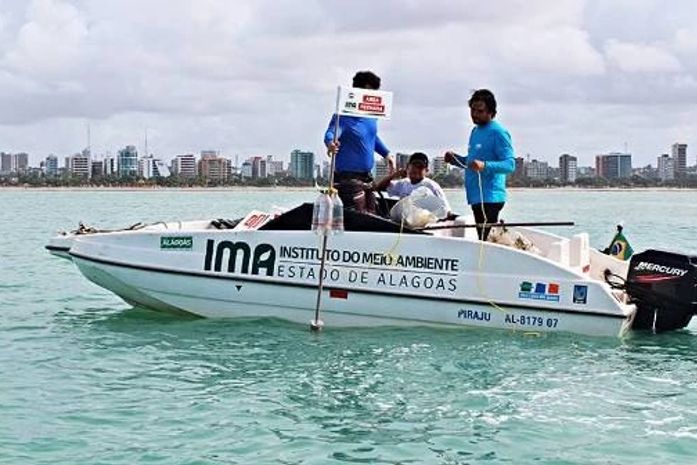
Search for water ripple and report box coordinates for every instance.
[3,190,697,464]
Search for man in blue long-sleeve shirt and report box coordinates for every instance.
[324,71,395,213]
[445,89,515,240]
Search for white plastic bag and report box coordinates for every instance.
[390,186,448,228]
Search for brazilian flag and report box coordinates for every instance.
[605,226,634,261]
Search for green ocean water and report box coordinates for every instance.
[1,188,697,464]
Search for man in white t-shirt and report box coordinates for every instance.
[374,152,451,213]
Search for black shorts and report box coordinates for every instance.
[470,202,505,240]
[333,172,376,214]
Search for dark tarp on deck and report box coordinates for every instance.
[259,203,425,234]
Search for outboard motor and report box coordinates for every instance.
[626,250,697,332]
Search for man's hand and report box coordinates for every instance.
[444,151,456,164]
[392,168,407,179]
[372,167,405,193]
[326,141,340,156]
[469,159,485,172]
[386,155,396,175]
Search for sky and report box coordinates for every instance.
[0,0,695,167]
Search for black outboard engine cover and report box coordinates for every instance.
[626,250,697,332]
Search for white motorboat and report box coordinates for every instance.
[47,203,697,337]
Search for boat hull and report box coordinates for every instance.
[67,228,632,337]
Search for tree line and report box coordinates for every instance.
[3,171,697,188]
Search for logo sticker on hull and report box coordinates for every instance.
[518,281,560,302]
[204,239,276,276]
[160,236,193,250]
[573,285,588,304]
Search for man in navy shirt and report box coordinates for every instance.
[445,89,515,240]
[324,71,395,213]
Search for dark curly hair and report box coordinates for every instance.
[352,71,381,90]
[468,89,497,117]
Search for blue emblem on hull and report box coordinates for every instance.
[573,285,588,304]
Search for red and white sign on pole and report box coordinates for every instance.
[336,86,393,120]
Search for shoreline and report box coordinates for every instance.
[1,186,697,192]
[0,186,317,192]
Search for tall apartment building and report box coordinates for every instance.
[103,155,118,177]
[431,156,448,176]
[0,153,10,173]
[249,156,267,179]
[139,156,171,179]
[44,155,59,176]
[1,153,29,174]
[395,153,410,170]
[266,155,284,177]
[595,153,632,179]
[657,154,675,182]
[559,154,578,183]
[198,153,229,182]
[240,161,253,178]
[91,160,104,178]
[171,154,197,178]
[671,143,687,178]
[65,151,91,178]
[13,153,28,173]
[118,145,138,178]
[525,159,549,180]
[290,149,315,179]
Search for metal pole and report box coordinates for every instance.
[311,234,330,331]
[311,86,342,331]
[420,221,575,231]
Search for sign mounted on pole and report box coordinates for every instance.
[337,86,393,120]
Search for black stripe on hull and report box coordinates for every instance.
[46,245,71,253]
[69,251,628,320]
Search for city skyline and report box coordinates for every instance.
[4,141,695,186]
[0,1,695,167]
[0,139,691,171]
[1,123,694,169]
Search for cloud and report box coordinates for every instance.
[604,39,682,73]
[497,26,605,76]
[4,0,88,76]
[0,0,693,167]
[673,28,697,55]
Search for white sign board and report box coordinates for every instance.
[337,86,393,120]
